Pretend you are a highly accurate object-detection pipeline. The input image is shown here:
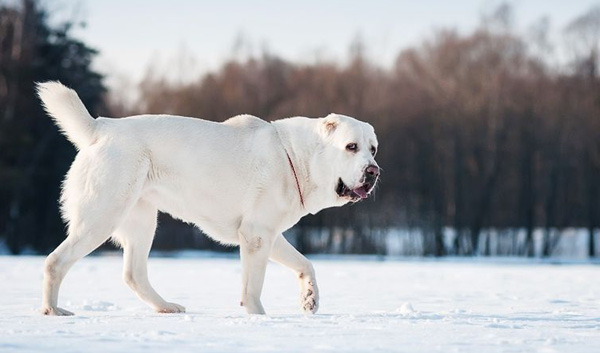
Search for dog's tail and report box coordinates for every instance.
[36,81,97,149]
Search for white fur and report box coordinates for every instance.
[37,82,96,149]
[37,81,379,316]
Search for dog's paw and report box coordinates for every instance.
[241,299,266,315]
[156,302,185,314]
[300,281,319,314]
[42,306,74,316]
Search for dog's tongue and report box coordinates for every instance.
[353,185,369,199]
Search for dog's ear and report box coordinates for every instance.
[320,114,339,136]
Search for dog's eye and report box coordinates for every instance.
[346,143,358,152]
[370,146,377,156]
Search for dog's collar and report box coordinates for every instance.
[285,151,305,209]
[271,123,305,209]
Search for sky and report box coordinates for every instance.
[47,0,600,95]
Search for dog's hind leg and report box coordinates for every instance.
[42,224,113,316]
[42,148,147,316]
[115,200,185,313]
[269,234,319,314]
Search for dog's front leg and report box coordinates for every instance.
[239,228,274,315]
[269,234,319,314]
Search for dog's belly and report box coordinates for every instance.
[141,182,242,245]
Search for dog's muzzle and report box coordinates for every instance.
[336,165,380,201]
[364,165,380,185]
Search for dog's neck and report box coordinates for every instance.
[271,118,339,215]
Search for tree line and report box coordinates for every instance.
[0,0,104,254]
[1,1,599,257]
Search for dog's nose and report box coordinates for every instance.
[366,165,380,178]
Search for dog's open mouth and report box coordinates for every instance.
[336,178,374,202]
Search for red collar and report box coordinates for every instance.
[285,151,305,209]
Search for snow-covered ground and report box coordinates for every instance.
[1,255,599,352]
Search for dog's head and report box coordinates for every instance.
[318,113,380,206]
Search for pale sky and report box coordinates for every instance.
[47,0,599,94]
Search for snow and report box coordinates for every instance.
[1,255,599,352]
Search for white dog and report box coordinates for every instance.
[37,81,380,316]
